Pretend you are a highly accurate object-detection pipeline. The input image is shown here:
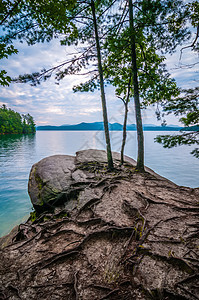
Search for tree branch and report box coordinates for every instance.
[0,0,21,26]
[180,24,199,60]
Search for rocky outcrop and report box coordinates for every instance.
[0,149,199,300]
[28,150,125,211]
[28,149,166,212]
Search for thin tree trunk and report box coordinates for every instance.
[128,0,144,171]
[120,76,131,165]
[91,0,113,170]
[121,102,128,165]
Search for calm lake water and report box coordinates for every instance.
[0,130,198,237]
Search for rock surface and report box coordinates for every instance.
[0,149,199,300]
[28,155,76,210]
[28,149,166,211]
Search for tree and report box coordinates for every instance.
[73,0,145,170]
[105,0,189,170]
[1,0,195,168]
[77,0,188,169]
[90,0,113,169]
[73,0,185,170]
[1,0,114,169]
[117,77,131,165]
[0,0,76,85]
[102,40,179,165]
[128,0,144,171]
[0,1,20,86]
[0,105,36,134]
[127,0,191,170]
[155,1,199,157]
[155,87,199,158]
[180,0,199,59]
[22,113,36,134]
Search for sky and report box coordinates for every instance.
[0,32,198,126]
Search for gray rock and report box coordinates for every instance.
[76,149,137,166]
[29,150,111,211]
[28,155,76,210]
[76,149,108,164]
[28,149,172,212]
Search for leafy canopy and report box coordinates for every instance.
[155,87,199,158]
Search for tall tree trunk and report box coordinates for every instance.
[91,0,113,170]
[128,0,144,171]
[121,101,128,165]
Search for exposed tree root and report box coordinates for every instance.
[0,157,198,300]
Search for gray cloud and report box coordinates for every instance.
[0,38,198,126]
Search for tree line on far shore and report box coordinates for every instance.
[0,104,36,135]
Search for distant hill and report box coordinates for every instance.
[183,125,199,131]
[36,122,188,131]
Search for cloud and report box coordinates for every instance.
[0,35,198,126]
[165,45,199,88]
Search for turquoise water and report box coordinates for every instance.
[0,131,198,237]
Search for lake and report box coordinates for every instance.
[0,130,198,237]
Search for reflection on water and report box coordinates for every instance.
[0,134,35,156]
[0,134,36,237]
[0,131,198,237]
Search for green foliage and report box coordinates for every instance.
[1,0,198,162]
[163,87,199,125]
[0,0,196,87]
[0,105,36,134]
[0,44,18,60]
[154,2,199,158]
[102,30,180,106]
[0,1,20,86]
[30,211,37,222]
[0,0,77,86]
[155,87,199,157]
[1,0,192,89]
[187,1,199,29]
[73,0,186,105]
[0,70,12,86]
[135,0,190,53]
[0,43,18,86]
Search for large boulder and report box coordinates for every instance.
[28,155,76,210]
[28,150,136,212]
[28,153,101,212]
[28,149,166,212]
